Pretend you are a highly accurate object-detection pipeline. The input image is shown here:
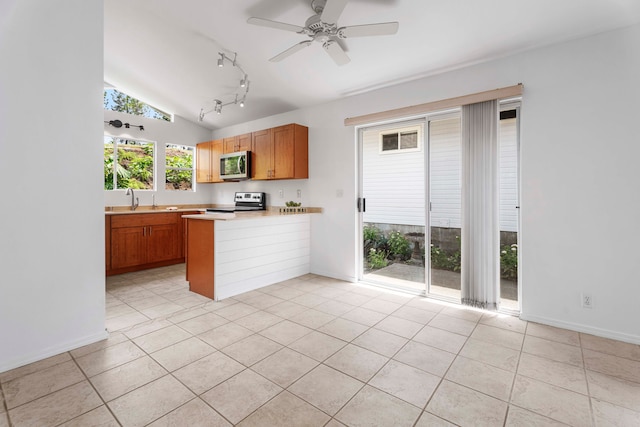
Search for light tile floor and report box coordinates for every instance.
[1,264,640,426]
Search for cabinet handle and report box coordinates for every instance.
[143,226,146,237]
[149,226,152,236]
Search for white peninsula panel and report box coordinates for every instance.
[214,214,311,299]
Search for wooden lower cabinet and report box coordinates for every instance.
[186,218,215,299]
[110,226,147,270]
[106,212,184,275]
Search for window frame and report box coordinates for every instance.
[378,124,422,154]
[165,143,195,192]
[104,134,157,191]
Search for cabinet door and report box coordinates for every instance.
[223,137,236,154]
[209,139,224,182]
[111,227,146,269]
[251,128,272,180]
[272,125,295,179]
[146,224,180,263]
[224,133,251,153]
[237,133,252,152]
[196,141,212,183]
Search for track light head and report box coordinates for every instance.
[217,53,224,67]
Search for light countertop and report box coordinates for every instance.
[182,209,320,221]
[106,205,321,217]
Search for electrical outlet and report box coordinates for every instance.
[336,189,344,198]
[278,189,284,199]
[297,189,301,198]
[582,292,593,309]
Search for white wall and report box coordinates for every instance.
[0,0,107,372]
[213,23,640,344]
[103,110,212,207]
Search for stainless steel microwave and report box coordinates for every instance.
[219,150,250,180]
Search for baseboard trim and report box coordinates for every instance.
[519,313,640,345]
[0,329,109,374]
[309,268,356,283]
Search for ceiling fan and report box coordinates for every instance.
[247,0,399,66]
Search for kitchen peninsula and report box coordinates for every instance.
[183,211,315,300]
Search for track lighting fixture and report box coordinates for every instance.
[199,51,250,120]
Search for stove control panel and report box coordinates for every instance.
[234,192,266,206]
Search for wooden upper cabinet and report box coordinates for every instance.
[251,128,272,180]
[251,124,308,180]
[196,140,224,183]
[195,141,212,183]
[223,133,251,153]
[198,124,307,182]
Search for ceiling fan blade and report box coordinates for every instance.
[269,41,312,62]
[323,40,350,66]
[320,0,348,24]
[247,17,305,33]
[339,22,399,38]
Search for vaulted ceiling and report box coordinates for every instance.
[104,0,640,129]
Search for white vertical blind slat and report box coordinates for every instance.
[461,100,500,309]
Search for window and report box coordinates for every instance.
[104,88,172,122]
[165,144,194,191]
[104,136,155,190]
[380,126,421,153]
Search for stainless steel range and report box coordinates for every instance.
[206,192,266,213]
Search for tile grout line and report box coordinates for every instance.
[67,354,124,427]
[580,332,597,427]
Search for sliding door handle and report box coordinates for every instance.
[357,198,366,213]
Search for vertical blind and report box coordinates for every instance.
[461,100,500,309]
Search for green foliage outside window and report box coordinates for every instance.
[165,145,194,191]
[500,244,518,280]
[104,137,154,190]
[104,89,171,121]
[388,231,411,260]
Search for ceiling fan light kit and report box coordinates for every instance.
[199,52,249,121]
[248,0,399,65]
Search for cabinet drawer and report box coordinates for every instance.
[111,212,178,228]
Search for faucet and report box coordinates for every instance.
[125,188,139,211]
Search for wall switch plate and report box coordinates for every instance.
[336,189,344,198]
[278,189,284,198]
[581,292,593,309]
[297,189,301,198]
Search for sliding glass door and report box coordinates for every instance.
[498,104,520,310]
[359,120,427,293]
[358,100,521,311]
[427,114,462,300]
